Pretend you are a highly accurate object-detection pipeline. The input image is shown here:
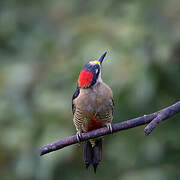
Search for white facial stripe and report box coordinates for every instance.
[89,61,97,65]
[97,69,102,83]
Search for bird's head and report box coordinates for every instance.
[78,51,107,88]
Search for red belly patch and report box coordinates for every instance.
[87,115,103,131]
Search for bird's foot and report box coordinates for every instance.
[106,123,113,134]
[76,131,83,144]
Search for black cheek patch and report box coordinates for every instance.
[90,65,100,87]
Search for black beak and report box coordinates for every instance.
[98,51,107,64]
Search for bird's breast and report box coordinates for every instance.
[76,83,111,111]
[73,82,113,132]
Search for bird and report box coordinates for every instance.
[72,51,114,173]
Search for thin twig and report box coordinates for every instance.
[40,101,180,156]
[144,101,180,135]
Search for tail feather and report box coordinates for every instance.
[92,139,102,173]
[84,141,93,169]
[83,139,102,173]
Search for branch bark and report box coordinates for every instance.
[40,101,180,156]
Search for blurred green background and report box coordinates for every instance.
[0,0,180,179]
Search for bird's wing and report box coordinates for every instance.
[72,86,80,114]
[111,97,114,112]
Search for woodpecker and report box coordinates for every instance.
[72,52,114,173]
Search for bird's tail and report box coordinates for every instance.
[84,139,102,173]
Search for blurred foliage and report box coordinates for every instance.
[0,0,180,179]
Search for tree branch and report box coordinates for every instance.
[40,101,180,156]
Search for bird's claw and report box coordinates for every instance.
[106,123,113,133]
[76,131,83,143]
